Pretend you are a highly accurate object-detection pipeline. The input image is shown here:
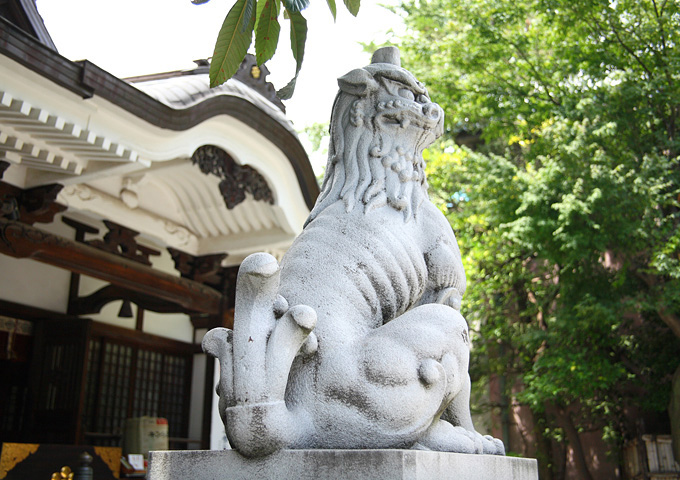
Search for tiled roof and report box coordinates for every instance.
[130,74,297,136]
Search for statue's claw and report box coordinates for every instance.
[202,327,232,360]
[483,435,506,455]
[266,304,317,396]
[238,251,280,279]
[417,421,480,454]
[232,253,282,403]
[415,420,505,455]
[201,327,234,406]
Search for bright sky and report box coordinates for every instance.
[36,0,404,130]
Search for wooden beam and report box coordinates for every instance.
[0,218,222,314]
[69,284,199,316]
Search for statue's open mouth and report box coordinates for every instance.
[378,108,444,141]
[379,110,442,130]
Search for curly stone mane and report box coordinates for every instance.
[307,68,435,225]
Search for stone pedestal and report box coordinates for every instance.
[148,449,538,480]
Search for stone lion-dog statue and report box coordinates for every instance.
[202,46,505,458]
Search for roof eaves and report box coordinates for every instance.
[0,18,319,209]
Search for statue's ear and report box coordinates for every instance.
[337,69,379,97]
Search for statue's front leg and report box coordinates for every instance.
[203,252,317,457]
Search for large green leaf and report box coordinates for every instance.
[277,75,298,100]
[282,0,310,13]
[209,0,257,88]
[277,10,307,99]
[288,10,307,73]
[326,0,337,20]
[255,0,280,25]
[241,0,255,32]
[255,0,281,65]
[342,0,360,16]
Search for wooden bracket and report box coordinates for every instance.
[0,179,66,225]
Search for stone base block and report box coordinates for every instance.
[148,449,538,480]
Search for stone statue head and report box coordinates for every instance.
[308,46,445,223]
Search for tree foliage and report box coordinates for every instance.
[397,0,680,476]
[194,0,361,97]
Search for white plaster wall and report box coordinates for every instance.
[141,241,195,343]
[0,255,70,313]
[142,311,194,343]
[0,213,73,313]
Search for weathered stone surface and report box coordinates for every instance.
[148,449,538,480]
[202,46,504,457]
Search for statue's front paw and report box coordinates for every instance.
[416,421,506,455]
[417,421,480,454]
[463,430,506,455]
[483,435,505,455]
[452,426,484,454]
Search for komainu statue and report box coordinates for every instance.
[202,46,505,458]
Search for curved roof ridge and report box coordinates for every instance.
[130,73,298,136]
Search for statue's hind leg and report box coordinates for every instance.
[343,304,470,441]
[443,374,505,454]
[357,303,504,454]
[415,376,506,455]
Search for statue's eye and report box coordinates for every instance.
[398,88,415,101]
[417,94,429,104]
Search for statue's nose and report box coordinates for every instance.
[422,103,442,121]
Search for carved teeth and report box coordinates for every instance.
[201,327,235,405]
[400,118,411,129]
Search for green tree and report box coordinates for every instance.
[396,0,680,477]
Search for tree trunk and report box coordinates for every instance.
[530,410,555,480]
[636,272,680,339]
[658,306,680,339]
[545,403,594,480]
